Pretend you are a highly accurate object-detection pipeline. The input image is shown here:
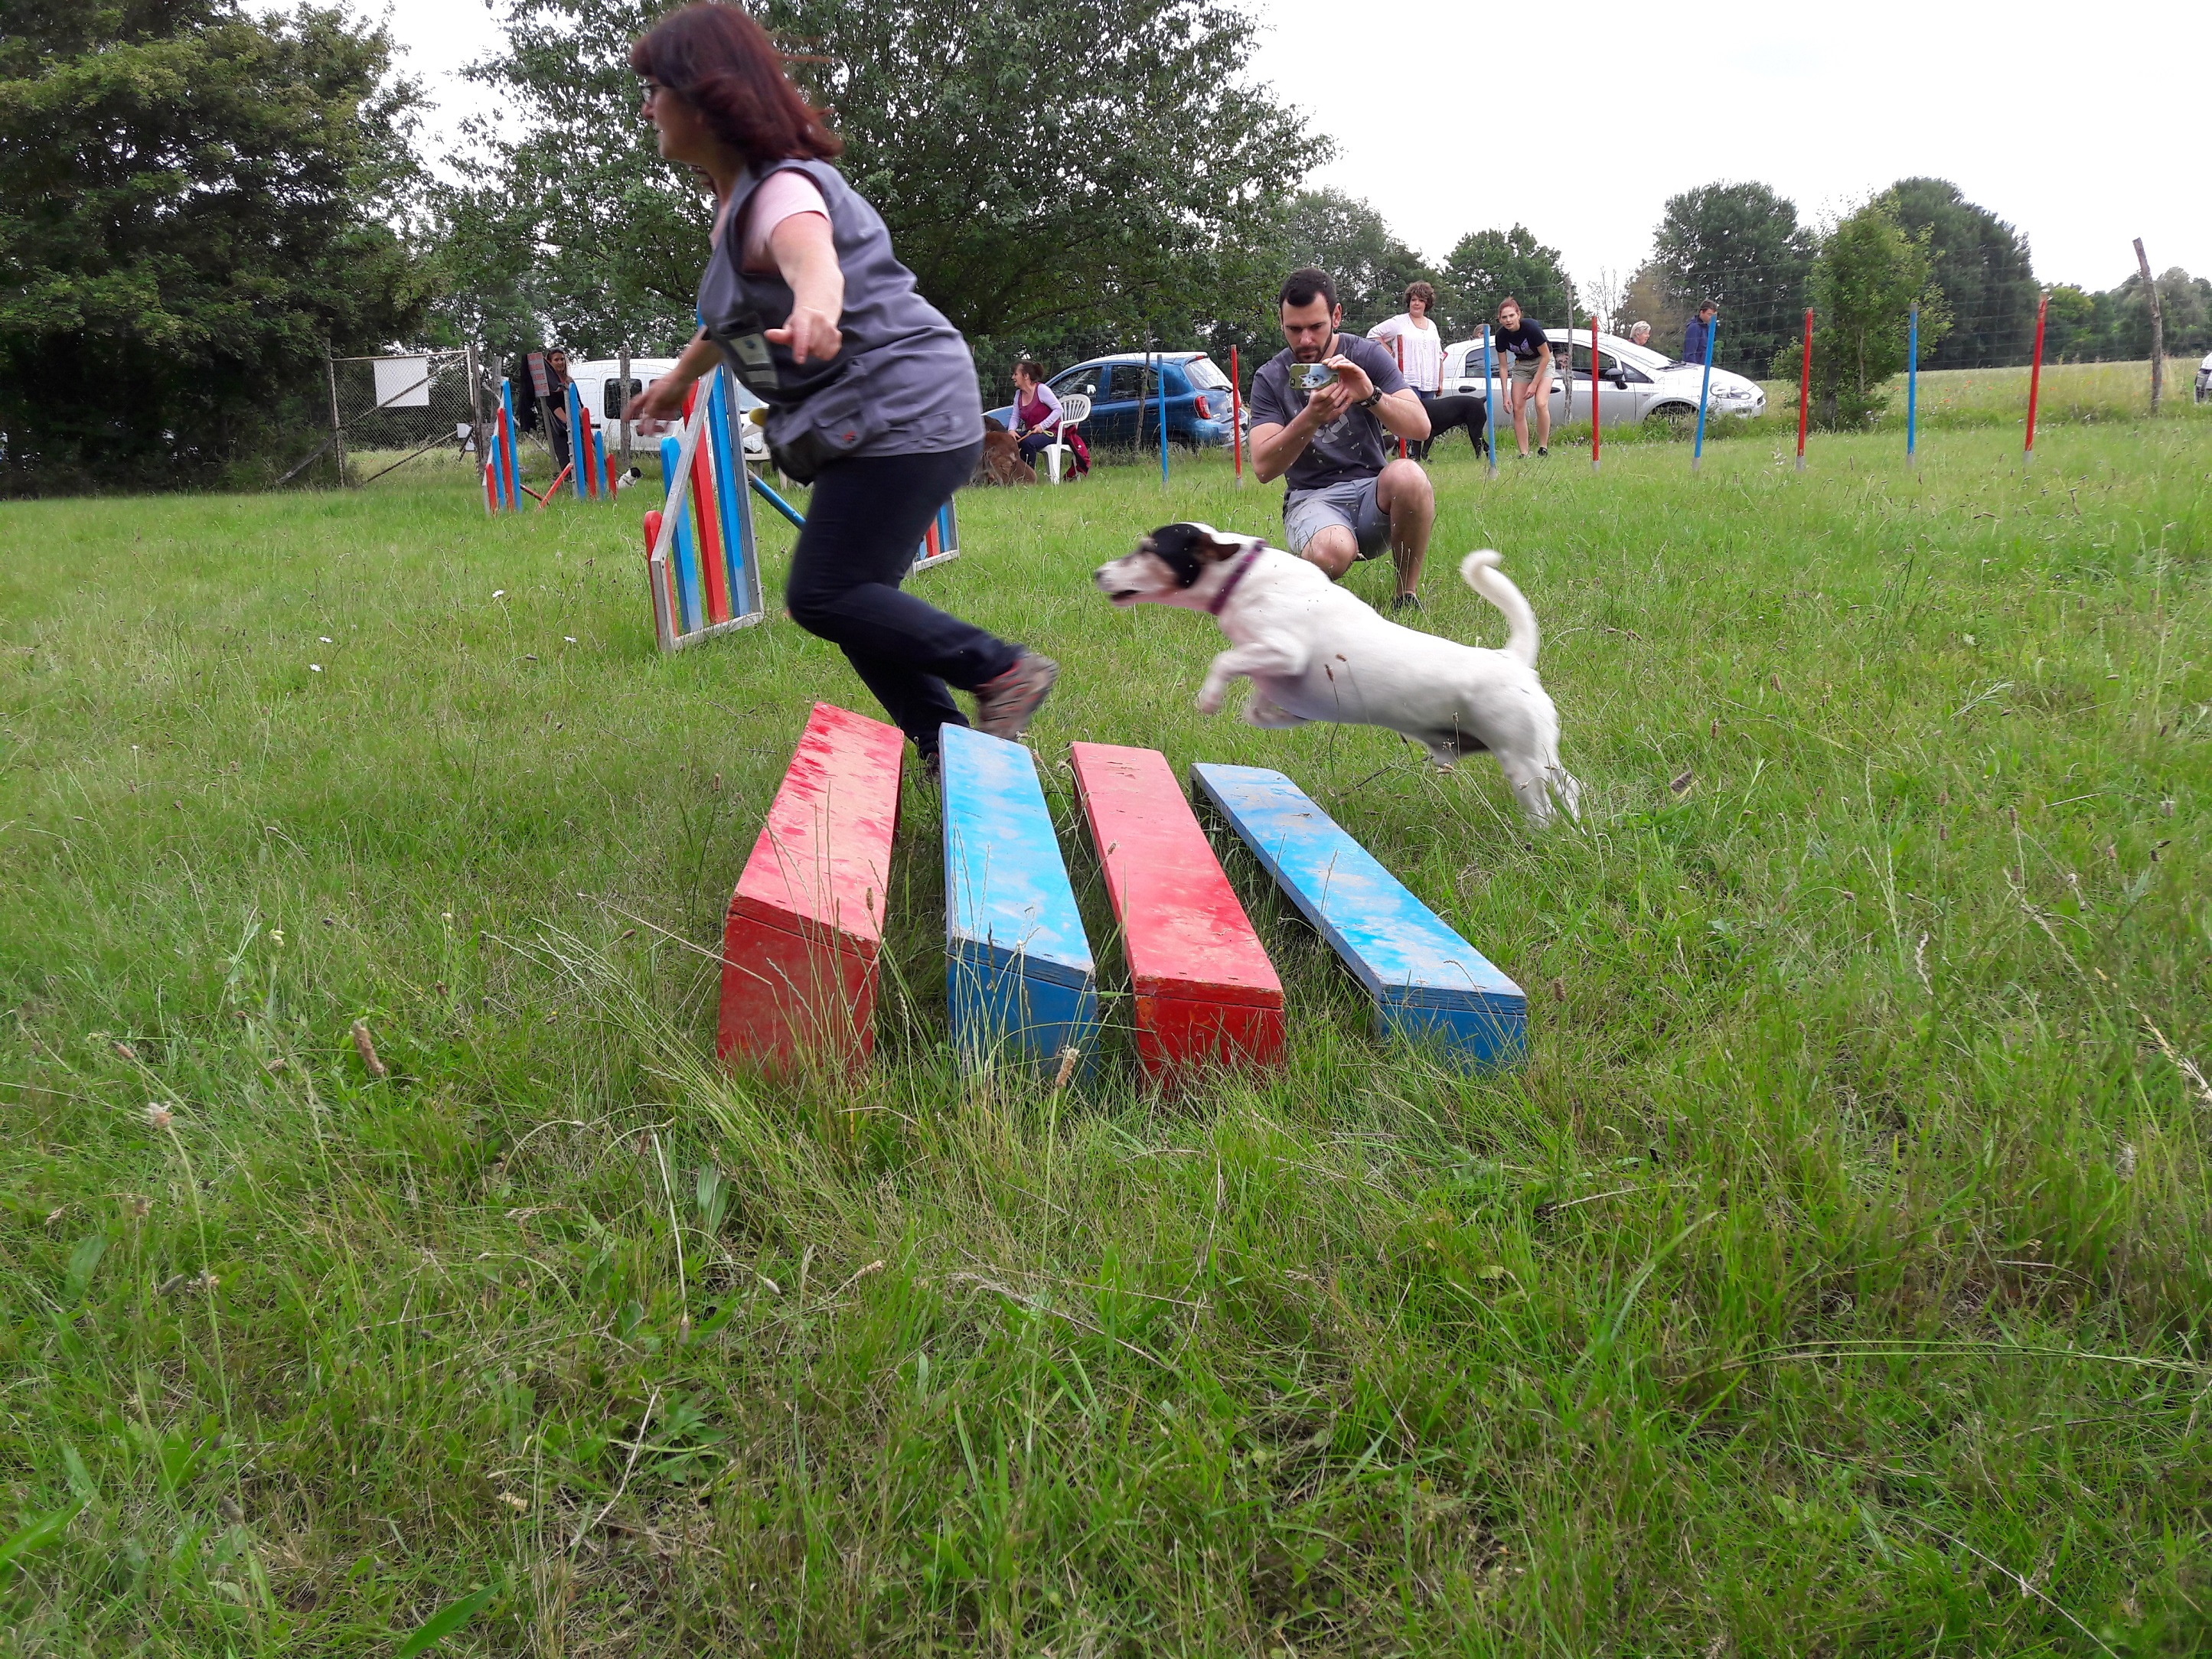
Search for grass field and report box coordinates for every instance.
[2,422,2209,1655]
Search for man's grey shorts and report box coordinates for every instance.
[1283,477,1391,560]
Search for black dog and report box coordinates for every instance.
[1410,394,1488,463]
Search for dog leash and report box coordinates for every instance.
[1205,549,1262,616]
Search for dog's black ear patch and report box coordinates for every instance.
[1140,523,1207,588]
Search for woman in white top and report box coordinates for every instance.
[1367,282,1444,460]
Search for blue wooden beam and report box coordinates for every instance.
[1192,762,1525,1068]
[941,725,1098,1076]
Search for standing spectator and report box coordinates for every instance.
[544,348,574,473]
[1493,296,1552,459]
[1247,266,1434,611]
[1368,281,1445,458]
[625,3,1056,770]
[1627,321,1652,348]
[1008,360,1084,475]
[1682,301,1718,366]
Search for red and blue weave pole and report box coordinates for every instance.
[657,436,703,634]
[703,374,749,616]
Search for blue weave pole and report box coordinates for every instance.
[1906,303,1920,464]
[1692,321,1718,473]
[1480,326,1499,478]
[1158,357,1170,487]
[749,470,806,529]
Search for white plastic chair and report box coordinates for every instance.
[1042,393,1091,484]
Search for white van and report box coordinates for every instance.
[563,357,769,462]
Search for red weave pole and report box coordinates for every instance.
[1796,308,1812,471]
[1590,316,1600,471]
[2024,292,2049,461]
[1230,346,1243,483]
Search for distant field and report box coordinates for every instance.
[2,424,2207,1654]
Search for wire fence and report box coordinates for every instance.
[295,347,488,488]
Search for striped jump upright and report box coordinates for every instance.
[1069,743,1283,1085]
[718,703,904,1072]
[1192,763,1526,1068]
[941,724,1098,1076]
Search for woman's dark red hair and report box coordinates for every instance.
[630,3,841,165]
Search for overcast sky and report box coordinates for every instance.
[373,0,2210,294]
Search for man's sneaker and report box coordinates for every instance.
[974,650,1059,741]
[1537,446,1549,458]
[915,748,941,789]
[1389,591,1423,614]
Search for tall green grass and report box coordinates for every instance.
[2,423,2207,1654]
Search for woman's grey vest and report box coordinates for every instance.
[697,159,980,477]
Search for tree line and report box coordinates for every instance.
[5,0,2207,491]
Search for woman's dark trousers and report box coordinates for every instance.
[783,440,1017,758]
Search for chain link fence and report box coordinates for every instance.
[283,347,491,487]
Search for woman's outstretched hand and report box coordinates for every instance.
[626,375,689,422]
[766,306,843,365]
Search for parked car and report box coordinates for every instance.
[565,357,768,462]
[1439,329,1767,431]
[984,351,1244,449]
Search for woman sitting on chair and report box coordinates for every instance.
[1009,360,1087,476]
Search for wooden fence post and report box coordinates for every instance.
[2134,237,2163,414]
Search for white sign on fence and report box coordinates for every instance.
[372,355,432,409]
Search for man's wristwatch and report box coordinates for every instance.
[1357,388,1382,409]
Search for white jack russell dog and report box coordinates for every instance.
[1093,523,1581,825]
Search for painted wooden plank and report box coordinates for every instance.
[657,436,702,634]
[1070,742,1283,1084]
[719,703,904,1072]
[1191,762,1526,1067]
[704,377,748,616]
[941,723,1097,1074]
[684,382,730,624]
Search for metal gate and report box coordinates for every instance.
[307,346,488,486]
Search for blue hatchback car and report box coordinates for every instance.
[985,351,1244,449]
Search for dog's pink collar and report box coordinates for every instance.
[1205,549,1261,615]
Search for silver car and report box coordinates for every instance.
[1440,328,1767,430]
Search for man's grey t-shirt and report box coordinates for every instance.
[1248,335,1409,494]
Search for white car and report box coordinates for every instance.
[1440,328,1767,430]
[565,357,769,462]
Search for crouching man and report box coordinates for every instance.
[1247,266,1435,612]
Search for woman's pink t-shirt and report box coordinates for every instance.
[727,170,829,272]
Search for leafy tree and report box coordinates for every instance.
[2038,284,2096,361]
[2097,266,2212,360]
[1442,225,1574,338]
[1786,195,1950,430]
[1643,181,1812,374]
[1271,190,1437,336]
[1884,178,2037,368]
[0,0,431,492]
[439,0,1326,370]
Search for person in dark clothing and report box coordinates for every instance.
[1682,301,1718,366]
[1246,266,1434,608]
[623,4,1056,768]
[1493,296,1552,459]
[544,348,573,472]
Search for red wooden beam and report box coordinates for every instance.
[719,703,905,1072]
[1070,742,1284,1085]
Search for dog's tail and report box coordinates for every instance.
[1459,550,1538,667]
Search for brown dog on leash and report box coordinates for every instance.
[974,419,1036,486]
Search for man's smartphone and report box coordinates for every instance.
[1291,362,1338,393]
